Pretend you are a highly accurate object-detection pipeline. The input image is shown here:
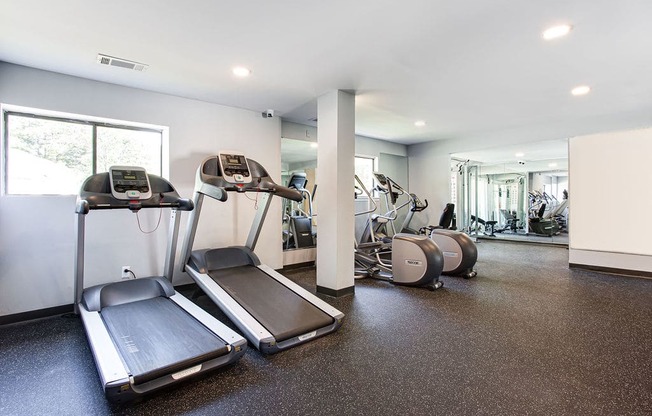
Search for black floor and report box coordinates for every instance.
[1,241,651,415]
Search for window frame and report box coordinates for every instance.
[354,155,378,199]
[1,104,167,196]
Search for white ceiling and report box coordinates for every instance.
[454,138,568,164]
[2,1,652,145]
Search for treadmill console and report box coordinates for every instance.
[218,151,252,184]
[109,166,152,200]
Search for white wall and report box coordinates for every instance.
[568,127,652,272]
[0,63,283,316]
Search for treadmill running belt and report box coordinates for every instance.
[101,297,229,384]
[208,266,334,342]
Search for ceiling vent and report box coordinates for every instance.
[96,54,148,72]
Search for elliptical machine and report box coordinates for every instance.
[403,195,478,279]
[374,173,478,279]
[354,175,444,291]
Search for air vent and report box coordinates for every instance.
[96,54,148,72]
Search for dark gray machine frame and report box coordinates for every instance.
[180,154,344,354]
[74,170,247,403]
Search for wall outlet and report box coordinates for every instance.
[121,266,131,279]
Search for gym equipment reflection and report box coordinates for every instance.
[453,140,569,245]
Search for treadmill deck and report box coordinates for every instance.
[101,297,229,384]
[207,265,334,342]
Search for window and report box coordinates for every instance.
[354,156,376,197]
[3,108,164,195]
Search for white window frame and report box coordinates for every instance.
[354,155,378,199]
[1,104,169,196]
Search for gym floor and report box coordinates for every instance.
[1,241,651,415]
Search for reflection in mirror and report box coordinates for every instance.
[452,138,569,245]
[281,138,318,265]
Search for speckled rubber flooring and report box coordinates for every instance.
[1,240,651,415]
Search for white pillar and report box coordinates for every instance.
[316,90,355,296]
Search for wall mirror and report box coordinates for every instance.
[452,138,569,245]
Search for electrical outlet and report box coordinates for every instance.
[121,266,131,279]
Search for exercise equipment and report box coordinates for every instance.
[470,215,498,237]
[180,152,344,353]
[74,166,246,403]
[354,175,444,290]
[283,172,315,249]
[400,193,478,279]
[359,172,418,244]
[528,190,567,236]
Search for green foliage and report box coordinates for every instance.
[8,114,161,175]
[9,116,92,175]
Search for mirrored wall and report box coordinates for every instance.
[281,134,410,266]
[281,138,318,263]
[452,138,569,245]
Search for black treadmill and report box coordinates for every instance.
[74,166,247,403]
[180,152,344,353]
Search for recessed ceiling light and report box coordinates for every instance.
[515,152,525,157]
[542,24,573,40]
[571,85,591,96]
[548,162,558,167]
[310,143,318,149]
[232,66,251,77]
[414,120,426,127]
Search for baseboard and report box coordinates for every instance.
[280,261,315,272]
[569,263,652,279]
[0,304,74,326]
[317,285,355,298]
[1,283,201,326]
[569,248,652,277]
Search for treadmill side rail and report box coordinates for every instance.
[186,266,275,350]
[78,306,131,394]
[170,293,247,348]
[257,264,345,321]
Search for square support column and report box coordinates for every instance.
[316,90,355,297]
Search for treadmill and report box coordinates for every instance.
[286,172,316,249]
[180,152,344,354]
[74,166,247,403]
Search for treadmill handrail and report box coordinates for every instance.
[76,172,193,214]
[197,156,302,202]
[181,156,301,270]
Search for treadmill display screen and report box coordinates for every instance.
[111,169,150,193]
[109,166,153,201]
[219,154,251,178]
